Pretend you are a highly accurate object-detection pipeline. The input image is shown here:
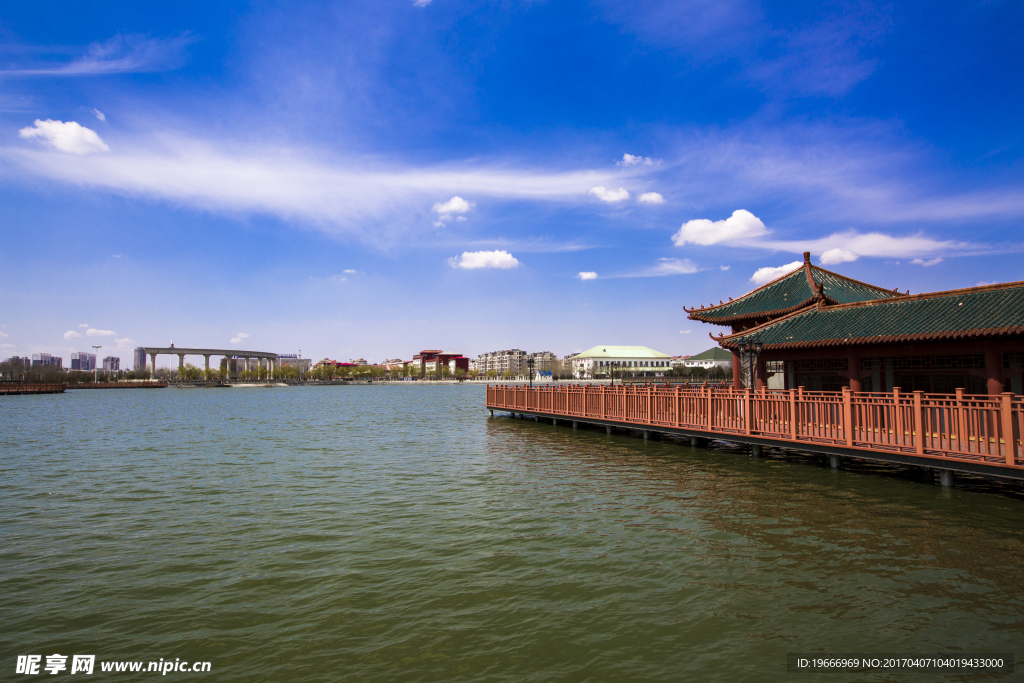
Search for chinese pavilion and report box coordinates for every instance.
[686,252,1024,396]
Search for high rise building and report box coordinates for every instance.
[70,352,97,371]
[103,356,120,372]
[277,354,311,373]
[31,353,62,368]
[134,347,147,372]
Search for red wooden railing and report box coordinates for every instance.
[486,384,1024,470]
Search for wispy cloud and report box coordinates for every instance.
[231,332,250,344]
[1,136,633,243]
[1,33,196,77]
[86,328,116,337]
[64,330,82,340]
[577,271,598,280]
[610,258,700,278]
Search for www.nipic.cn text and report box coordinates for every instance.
[16,655,212,675]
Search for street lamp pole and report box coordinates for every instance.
[527,356,535,388]
[92,345,102,383]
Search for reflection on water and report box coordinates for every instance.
[2,385,1021,682]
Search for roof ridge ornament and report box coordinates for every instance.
[804,252,824,297]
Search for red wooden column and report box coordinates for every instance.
[847,353,861,392]
[732,352,742,389]
[755,356,767,390]
[984,344,1004,396]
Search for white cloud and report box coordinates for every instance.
[231,332,250,344]
[432,220,445,227]
[79,323,89,327]
[86,328,116,337]
[0,343,13,348]
[19,119,109,154]
[433,196,471,215]
[910,257,943,266]
[680,330,692,334]
[413,0,432,6]
[91,109,106,121]
[589,186,630,203]
[638,192,665,204]
[619,153,653,166]
[820,248,858,265]
[0,332,8,338]
[343,269,357,274]
[578,271,598,280]
[763,231,965,260]
[115,337,135,347]
[448,250,520,269]
[672,209,768,246]
[750,261,803,285]
[976,280,997,286]
[719,265,730,271]
[64,330,82,340]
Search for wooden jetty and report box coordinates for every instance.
[0,383,67,395]
[486,383,1024,483]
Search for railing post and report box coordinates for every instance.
[744,388,752,435]
[955,388,967,454]
[893,388,903,448]
[706,385,713,431]
[675,384,680,427]
[1001,392,1015,466]
[913,390,925,455]
[843,387,854,447]
[789,389,797,441]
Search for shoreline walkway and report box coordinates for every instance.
[486,384,1024,483]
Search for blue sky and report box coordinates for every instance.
[2,0,1022,366]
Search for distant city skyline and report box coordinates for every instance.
[2,2,1022,364]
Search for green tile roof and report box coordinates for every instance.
[687,256,901,325]
[686,347,734,361]
[717,282,1024,350]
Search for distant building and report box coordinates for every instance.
[5,355,32,366]
[350,358,369,365]
[476,349,528,376]
[277,354,311,373]
[32,353,62,368]
[134,346,148,372]
[70,352,97,371]
[103,356,120,372]
[414,350,469,375]
[682,348,733,370]
[670,355,691,368]
[569,345,672,379]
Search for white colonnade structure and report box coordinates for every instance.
[143,345,279,379]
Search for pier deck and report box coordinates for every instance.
[486,384,1024,482]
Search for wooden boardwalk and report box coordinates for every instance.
[486,384,1024,481]
[0,382,67,395]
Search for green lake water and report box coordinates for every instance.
[2,385,1022,681]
